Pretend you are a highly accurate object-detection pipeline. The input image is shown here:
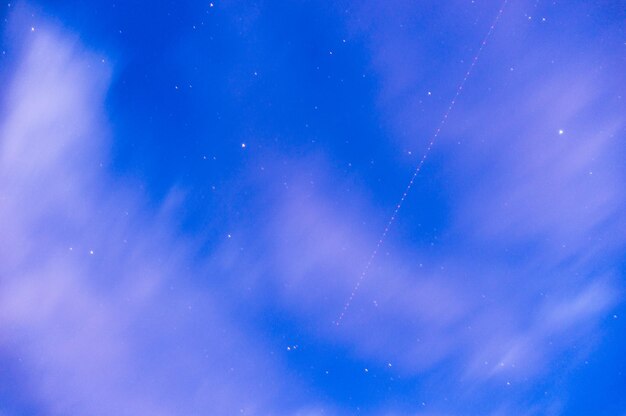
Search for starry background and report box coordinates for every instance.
[1,0,625,415]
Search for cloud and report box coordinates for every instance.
[244,159,618,378]
[0,14,321,416]
[210,1,626,413]
[2,2,623,415]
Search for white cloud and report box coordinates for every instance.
[215,1,626,405]
[0,18,312,416]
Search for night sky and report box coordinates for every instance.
[1,1,625,415]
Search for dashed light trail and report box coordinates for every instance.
[335,0,509,326]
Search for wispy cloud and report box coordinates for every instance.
[211,1,626,413]
[1,2,623,415]
[0,15,319,416]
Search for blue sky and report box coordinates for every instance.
[1,1,625,415]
